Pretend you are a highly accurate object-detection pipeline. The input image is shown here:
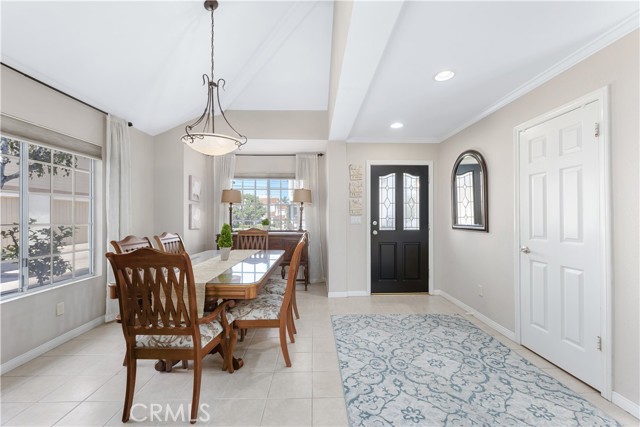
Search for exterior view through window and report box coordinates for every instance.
[0,136,95,297]
[232,178,301,230]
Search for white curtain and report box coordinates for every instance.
[105,115,131,321]
[212,154,236,233]
[296,154,324,283]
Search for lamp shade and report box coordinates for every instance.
[293,189,312,203]
[221,189,242,204]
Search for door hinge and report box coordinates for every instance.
[594,122,600,138]
[597,336,602,351]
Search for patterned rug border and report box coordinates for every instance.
[331,314,620,427]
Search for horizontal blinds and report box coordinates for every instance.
[1,113,102,160]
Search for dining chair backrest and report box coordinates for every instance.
[110,235,153,254]
[237,228,268,250]
[106,247,199,341]
[105,247,235,423]
[154,232,186,254]
[280,234,306,319]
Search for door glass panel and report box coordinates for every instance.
[379,173,395,230]
[403,173,420,230]
[456,172,475,224]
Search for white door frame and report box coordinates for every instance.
[366,160,434,295]
[513,87,612,398]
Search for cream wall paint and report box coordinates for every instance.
[235,155,296,177]
[129,128,155,238]
[435,30,639,405]
[152,125,185,244]
[183,145,212,253]
[1,66,104,146]
[344,144,438,294]
[0,66,106,366]
[325,141,349,294]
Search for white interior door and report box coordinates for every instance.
[519,100,603,390]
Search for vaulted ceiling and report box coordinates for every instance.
[2,1,638,151]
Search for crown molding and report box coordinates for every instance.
[439,11,640,144]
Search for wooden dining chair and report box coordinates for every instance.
[110,235,153,254]
[109,235,156,366]
[237,228,268,250]
[154,232,186,254]
[229,234,306,367]
[106,248,237,424]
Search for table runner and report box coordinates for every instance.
[192,249,258,316]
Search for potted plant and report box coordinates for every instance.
[217,223,233,261]
[260,218,270,230]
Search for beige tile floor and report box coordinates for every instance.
[2,284,638,426]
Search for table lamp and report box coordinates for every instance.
[293,189,312,231]
[221,189,242,231]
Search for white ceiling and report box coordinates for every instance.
[1,1,638,146]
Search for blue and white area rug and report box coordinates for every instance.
[331,314,620,427]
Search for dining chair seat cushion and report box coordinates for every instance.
[261,280,286,296]
[135,320,223,349]
[229,293,283,321]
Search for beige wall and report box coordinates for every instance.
[341,143,439,295]
[0,65,106,366]
[129,128,156,238]
[435,30,639,405]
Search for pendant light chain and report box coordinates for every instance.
[210,7,215,81]
[180,0,247,156]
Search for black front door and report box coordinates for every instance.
[371,165,429,293]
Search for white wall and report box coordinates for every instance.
[435,30,639,406]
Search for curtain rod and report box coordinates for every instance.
[1,62,133,127]
[236,153,323,157]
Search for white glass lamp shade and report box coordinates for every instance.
[181,133,241,156]
[221,189,242,204]
[293,189,312,204]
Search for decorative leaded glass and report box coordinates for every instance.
[403,173,420,230]
[456,172,475,224]
[379,173,395,230]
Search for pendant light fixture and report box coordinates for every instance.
[181,0,247,156]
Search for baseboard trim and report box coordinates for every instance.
[327,290,369,298]
[104,313,117,322]
[431,290,517,341]
[0,316,105,374]
[612,392,640,420]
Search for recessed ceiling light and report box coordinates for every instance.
[434,70,455,82]
[390,122,404,129]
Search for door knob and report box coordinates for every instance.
[372,221,378,226]
[520,246,531,254]
[372,230,378,235]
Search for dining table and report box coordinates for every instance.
[156,248,285,371]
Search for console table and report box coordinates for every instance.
[217,231,310,290]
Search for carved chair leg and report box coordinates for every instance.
[122,352,137,422]
[190,358,202,424]
[279,322,291,367]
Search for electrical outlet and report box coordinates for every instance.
[478,285,484,297]
[56,302,65,316]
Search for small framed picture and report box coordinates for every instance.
[189,204,202,229]
[189,175,202,202]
